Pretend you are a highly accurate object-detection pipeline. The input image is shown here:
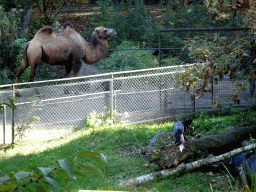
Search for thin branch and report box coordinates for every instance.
[14,167,58,190]
[119,143,256,186]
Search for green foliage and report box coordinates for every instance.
[175,32,253,105]
[30,0,88,31]
[85,106,117,129]
[12,38,29,82]
[161,57,182,66]
[90,0,113,27]
[190,108,256,137]
[0,150,105,191]
[15,101,42,141]
[0,0,32,11]
[28,12,59,35]
[87,0,158,48]
[1,108,256,191]
[31,0,63,27]
[0,6,23,84]
[0,7,22,58]
[0,97,16,115]
[96,41,158,72]
[161,1,235,29]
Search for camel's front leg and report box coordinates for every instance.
[72,58,83,95]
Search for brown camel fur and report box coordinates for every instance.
[15,22,117,84]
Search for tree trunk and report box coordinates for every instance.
[120,143,256,186]
[149,125,256,169]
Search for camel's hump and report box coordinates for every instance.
[38,26,55,35]
[62,22,74,30]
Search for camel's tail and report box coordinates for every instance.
[22,42,29,61]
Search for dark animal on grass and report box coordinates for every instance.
[15,22,117,94]
[173,119,193,152]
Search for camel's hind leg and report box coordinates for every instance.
[27,57,42,96]
[15,59,29,83]
[15,59,29,97]
[27,57,41,82]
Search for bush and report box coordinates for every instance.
[85,106,117,129]
[12,38,29,82]
[0,6,23,84]
[161,57,182,67]
[96,41,158,72]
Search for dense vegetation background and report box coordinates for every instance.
[0,0,255,85]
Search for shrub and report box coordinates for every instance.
[12,38,29,82]
[0,6,23,84]
[85,106,117,129]
[161,57,182,67]
[96,41,158,72]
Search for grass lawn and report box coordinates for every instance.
[1,107,256,191]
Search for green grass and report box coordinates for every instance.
[1,108,256,191]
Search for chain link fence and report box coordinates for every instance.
[1,64,255,144]
[0,27,255,143]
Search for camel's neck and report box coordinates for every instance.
[84,38,109,64]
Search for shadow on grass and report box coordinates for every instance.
[0,121,233,191]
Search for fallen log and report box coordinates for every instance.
[119,143,256,186]
[149,125,256,169]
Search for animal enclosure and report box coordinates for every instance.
[0,27,255,144]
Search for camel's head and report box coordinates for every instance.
[94,26,117,39]
[91,26,117,46]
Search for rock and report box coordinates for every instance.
[79,63,101,77]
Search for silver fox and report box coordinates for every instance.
[173,119,193,152]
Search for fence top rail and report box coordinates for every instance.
[159,27,249,33]
[0,84,13,89]
[9,64,195,87]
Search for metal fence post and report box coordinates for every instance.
[3,105,6,144]
[158,28,162,67]
[211,81,214,106]
[11,84,15,144]
[164,75,168,112]
[109,74,114,122]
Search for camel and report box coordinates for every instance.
[15,22,117,94]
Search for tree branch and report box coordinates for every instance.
[119,143,256,186]
[149,125,256,169]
